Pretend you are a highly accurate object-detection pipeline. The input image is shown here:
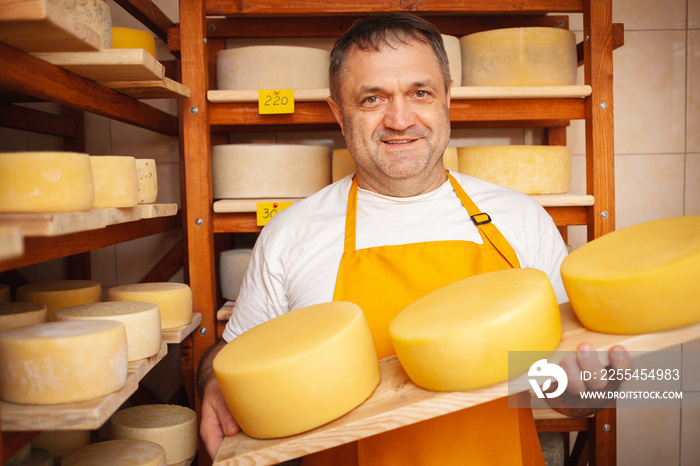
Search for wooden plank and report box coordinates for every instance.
[162,312,203,344]
[139,203,179,218]
[103,76,190,99]
[213,213,263,233]
[546,206,588,226]
[531,194,595,207]
[100,207,142,226]
[111,0,175,43]
[0,226,23,261]
[32,49,165,82]
[213,199,301,213]
[0,210,107,237]
[213,302,700,465]
[0,103,76,137]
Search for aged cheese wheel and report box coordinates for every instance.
[212,144,331,199]
[106,283,192,330]
[0,320,127,404]
[6,447,53,466]
[31,430,91,461]
[220,249,252,301]
[389,268,562,391]
[561,216,700,334]
[109,404,197,464]
[331,147,459,182]
[136,159,158,204]
[0,302,48,332]
[217,46,330,90]
[214,301,380,439]
[112,27,157,58]
[90,156,139,208]
[0,152,94,213]
[16,280,102,321]
[460,27,577,86]
[49,0,112,48]
[443,147,458,172]
[1,283,11,302]
[457,145,571,194]
[62,439,166,466]
[442,34,462,86]
[54,301,161,361]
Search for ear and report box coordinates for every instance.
[327,96,345,135]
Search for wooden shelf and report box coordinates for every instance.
[162,313,203,344]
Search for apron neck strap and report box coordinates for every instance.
[344,177,359,253]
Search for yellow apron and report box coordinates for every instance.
[302,172,544,466]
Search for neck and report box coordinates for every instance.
[355,165,448,197]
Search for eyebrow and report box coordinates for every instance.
[357,79,439,95]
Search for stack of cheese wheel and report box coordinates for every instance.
[214,301,380,438]
[54,301,161,361]
[389,268,562,391]
[561,215,700,334]
[16,280,102,321]
[1,283,10,302]
[457,145,571,194]
[0,320,127,404]
[136,159,158,204]
[460,27,577,86]
[0,152,94,213]
[212,144,331,199]
[31,430,91,463]
[217,45,330,90]
[0,303,48,332]
[112,26,157,58]
[90,156,139,208]
[220,249,253,301]
[49,0,112,48]
[441,34,462,86]
[62,439,166,466]
[109,404,197,465]
[5,447,53,466]
[106,282,192,330]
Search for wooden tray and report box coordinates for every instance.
[32,49,165,82]
[162,313,203,344]
[213,303,700,465]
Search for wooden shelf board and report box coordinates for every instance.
[104,76,190,99]
[0,226,23,261]
[213,303,700,465]
[140,203,179,218]
[162,313,203,344]
[32,49,165,82]
[217,301,234,322]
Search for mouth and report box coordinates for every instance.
[381,138,419,146]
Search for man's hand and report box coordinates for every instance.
[200,379,240,459]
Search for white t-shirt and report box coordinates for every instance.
[223,172,569,342]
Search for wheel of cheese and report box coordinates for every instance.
[389,268,562,391]
[0,152,94,213]
[106,283,192,330]
[442,147,458,172]
[16,280,102,321]
[213,301,380,439]
[112,27,156,58]
[90,156,139,208]
[441,34,462,86]
[0,302,48,332]
[216,46,330,90]
[49,0,112,48]
[31,430,91,461]
[0,320,127,404]
[460,27,577,86]
[62,439,166,466]
[561,216,700,334]
[220,249,252,301]
[5,447,53,466]
[0,283,11,302]
[212,144,331,199]
[54,301,161,361]
[109,404,197,465]
[457,145,571,194]
[136,159,158,204]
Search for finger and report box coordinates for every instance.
[212,390,240,437]
[609,345,633,371]
[577,342,607,391]
[560,355,586,394]
[200,399,225,459]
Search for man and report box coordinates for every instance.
[198,12,631,464]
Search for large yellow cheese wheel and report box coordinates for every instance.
[106,283,192,330]
[0,320,127,404]
[216,46,330,90]
[0,152,94,213]
[460,27,577,86]
[136,159,158,204]
[0,303,48,332]
[0,283,10,302]
[61,440,166,466]
[442,34,462,86]
[457,145,571,194]
[331,147,459,182]
[561,216,700,334]
[389,268,562,391]
[112,27,156,58]
[109,404,197,464]
[49,0,112,48]
[90,156,139,208]
[220,249,252,301]
[214,301,380,438]
[54,301,161,361]
[31,430,91,461]
[16,280,102,321]
[212,144,331,199]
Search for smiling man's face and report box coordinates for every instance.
[327,37,452,197]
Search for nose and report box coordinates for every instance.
[383,97,416,131]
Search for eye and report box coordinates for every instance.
[362,96,379,105]
[415,90,429,98]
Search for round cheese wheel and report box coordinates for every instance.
[31,430,91,461]
[442,147,459,172]
[212,144,331,199]
[214,301,380,439]
[109,404,197,464]
[16,280,102,321]
[0,152,94,213]
[90,156,139,208]
[49,0,112,48]
[106,283,192,330]
[0,302,48,332]
[389,268,562,391]
[54,301,161,361]
[457,145,571,194]
[220,249,252,301]
[5,447,53,466]
[62,440,166,466]
[216,46,330,90]
[136,159,158,204]
[0,320,127,404]
[460,27,577,86]
[112,27,156,58]
[0,283,10,302]
[441,34,462,86]
[561,216,700,334]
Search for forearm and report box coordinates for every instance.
[197,340,227,399]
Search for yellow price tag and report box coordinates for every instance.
[256,202,293,226]
[258,89,294,114]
